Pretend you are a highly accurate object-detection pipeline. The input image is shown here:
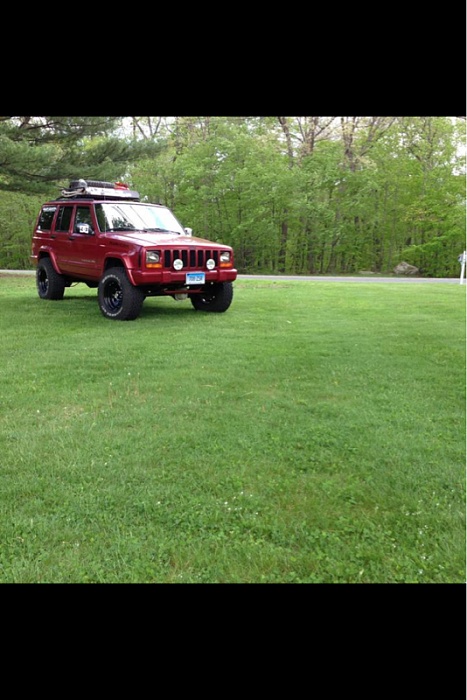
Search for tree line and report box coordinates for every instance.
[0,116,465,276]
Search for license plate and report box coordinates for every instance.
[186,272,205,284]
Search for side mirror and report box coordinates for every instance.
[77,223,93,235]
[184,227,193,237]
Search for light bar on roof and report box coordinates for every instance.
[60,180,140,200]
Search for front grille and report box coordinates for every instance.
[163,248,219,269]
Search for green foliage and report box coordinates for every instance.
[0,192,44,268]
[0,276,464,582]
[0,116,465,276]
[0,117,163,195]
[128,116,466,277]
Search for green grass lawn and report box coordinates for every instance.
[0,275,465,583]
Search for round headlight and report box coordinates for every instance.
[206,258,215,270]
[173,258,184,271]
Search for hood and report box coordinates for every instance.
[105,231,230,249]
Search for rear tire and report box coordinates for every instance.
[98,267,144,320]
[36,258,65,300]
[190,282,233,312]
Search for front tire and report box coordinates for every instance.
[98,267,144,320]
[36,258,65,300]
[190,282,233,312]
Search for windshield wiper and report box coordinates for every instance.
[142,227,177,233]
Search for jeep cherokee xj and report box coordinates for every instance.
[31,179,237,320]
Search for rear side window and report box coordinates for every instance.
[55,206,74,232]
[37,206,57,231]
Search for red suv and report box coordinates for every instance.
[31,179,237,320]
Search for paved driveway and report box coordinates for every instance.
[0,270,462,284]
[239,274,461,284]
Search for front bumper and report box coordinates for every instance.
[128,267,237,286]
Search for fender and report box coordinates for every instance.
[36,246,62,274]
[103,248,140,286]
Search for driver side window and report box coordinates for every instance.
[74,206,94,233]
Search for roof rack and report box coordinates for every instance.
[60,179,140,201]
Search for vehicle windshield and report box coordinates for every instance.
[95,203,185,234]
